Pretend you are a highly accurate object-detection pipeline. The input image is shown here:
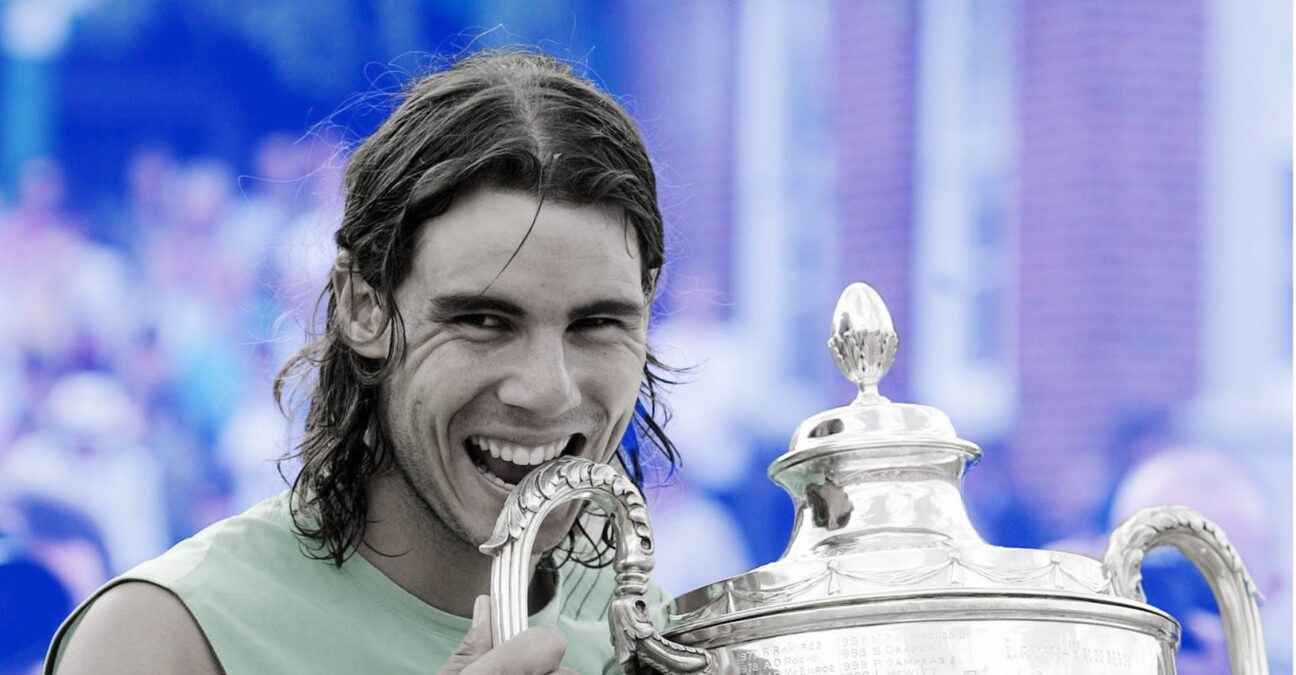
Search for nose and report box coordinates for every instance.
[496,333,582,417]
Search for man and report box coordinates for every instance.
[46,50,679,674]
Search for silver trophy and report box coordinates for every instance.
[483,283,1268,674]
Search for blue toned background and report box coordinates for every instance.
[0,2,1289,674]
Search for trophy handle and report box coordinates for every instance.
[480,456,714,674]
[1103,505,1268,675]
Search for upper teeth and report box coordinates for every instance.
[470,435,569,466]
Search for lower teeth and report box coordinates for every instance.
[474,461,512,489]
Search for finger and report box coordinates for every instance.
[463,625,567,675]
[471,594,491,631]
[437,596,494,674]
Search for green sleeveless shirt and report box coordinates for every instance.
[44,491,670,674]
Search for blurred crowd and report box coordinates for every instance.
[0,134,345,671]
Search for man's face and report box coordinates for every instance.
[380,187,650,550]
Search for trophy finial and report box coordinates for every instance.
[828,282,898,402]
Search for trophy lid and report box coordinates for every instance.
[768,282,979,479]
[667,282,1115,635]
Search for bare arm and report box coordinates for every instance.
[54,581,222,675]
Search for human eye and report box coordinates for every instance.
[570,316,626,333]
[455,314,509,331]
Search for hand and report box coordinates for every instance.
[437,595,575,675]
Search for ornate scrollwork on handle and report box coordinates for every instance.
[1104,505,1269,675]
[481,456,714,674]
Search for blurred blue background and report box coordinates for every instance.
[0,1,1289,674]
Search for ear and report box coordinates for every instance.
[645,268,661,302]
[333,251,390,359]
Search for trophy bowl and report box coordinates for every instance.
[483,283,1268,674]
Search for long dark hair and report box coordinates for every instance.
[274,50,679,567]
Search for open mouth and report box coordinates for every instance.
[466,434,586,488]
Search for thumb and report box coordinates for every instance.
[437,596,494,674]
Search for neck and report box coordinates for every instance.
[357,467,555,618]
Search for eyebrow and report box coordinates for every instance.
[427,293,526,320]
[426,293,645,322]
[568,299,646,323]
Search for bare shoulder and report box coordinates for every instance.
[54,581,222,675]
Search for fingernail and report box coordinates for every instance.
[471,595,489,628]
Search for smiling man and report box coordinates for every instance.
[47,51,679,674]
